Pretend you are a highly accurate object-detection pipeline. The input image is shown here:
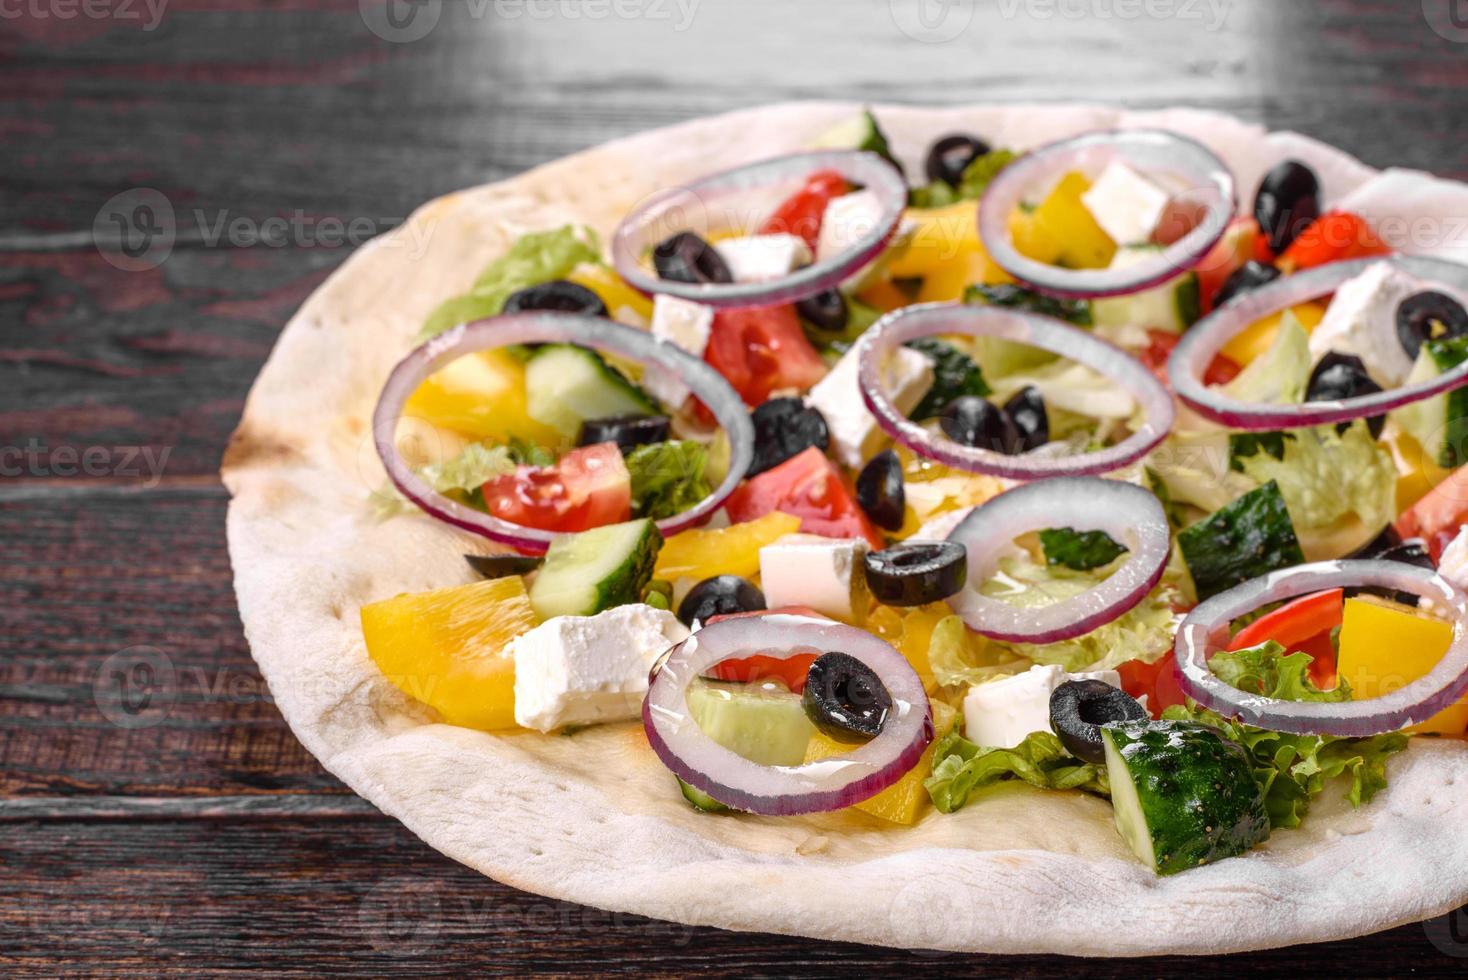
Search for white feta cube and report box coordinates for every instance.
[1080,160,1171,247]
[1308,261,1427,388]
[644,295,714,407]
[511,604,690,732]
[806,343,933,469]
[962,664,1123,749]
[715,233,811,282]
[758,534,870,621]
[816,189,884,262]
[1439,526,1468,593]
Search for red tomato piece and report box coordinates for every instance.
[1276,211,1392,273]
[1227,588,1343,689]
[1139,329,1241,387]
[1196,216,1260,313]
[724,446,885,550]
[1397,466,1468,561]
[479,442,630,533]
[703,304,828,408]
[1116,652,1189,720]
[707,652,820,694]
[760,169,850,251]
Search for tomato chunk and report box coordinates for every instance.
[1275,211,1391,273]
[703,304,828,408]
[479,442,630,533]
[1396,465,1468,560]
[724,446,884,549]
[760,169,850,250]
[1138,329,1241,387]
[1227,588,1343,688]
[1116,652,1189,719]
[1196,216,1259,313]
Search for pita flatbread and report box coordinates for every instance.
[223,102,1468,955]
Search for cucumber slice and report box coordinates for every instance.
[677,776,729,812]
[1101,721,1270,876]
[524,343,657,438]
[810,109,898,169]
[1391,336,1468,467]
[1178,481,1305,600]
[1092,245,1201,337]
[529,518,662,620]
[685,678,818,768]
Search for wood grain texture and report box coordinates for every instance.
[3,0,1468,972]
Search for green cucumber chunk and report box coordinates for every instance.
[528,518,662,620]
[810,109,899,169]
[1178,481,1305,600]
[677,777,728,812]
[1101,721,1270,876]
[1091,245,1200,334]
[685,678,817,768]
[525,343,657,438]
[1391,335,1468,467]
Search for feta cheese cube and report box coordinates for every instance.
[806,343,933,469]
[511,604,689,732]
[1439,526,1468,593]
[1308,261,1427,388]
[962,664,1123,749]
[644,295,714,407]
[715,233,811,282]
[816,189,884,262]
[758,534,870,621]
[1080,160,1171,247]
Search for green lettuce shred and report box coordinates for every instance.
[908,149,1018,209]
[1220,309,1311,405]
[419,225,603,341]
[927,615,1029,688]
[625,440,710,521]
[925,729,1109,813]
[1234,421,1396,534]
[369,442,519,520]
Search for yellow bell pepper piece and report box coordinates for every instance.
[654,511,801,582]
[1008,208,1064,266]
[1337,595,1468,735]
[567,262,653,324]
[403,348,564,447]
[361,576,538,731]
[882,202,1013,303]
[1029,172,1116,270]
[1220,301,1327,367]
[856,278,912,313]
[803,701,957,825]
[1386,428,1455,513]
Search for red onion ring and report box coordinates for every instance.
[858,303,1175,478]
[373,312,754,553]
[642,613,932,816]
[944,477,1170,644]
[610,150,906,309]
[1175,560,1468,736]
[978,129,1234,299]
[1170,255,1468,430]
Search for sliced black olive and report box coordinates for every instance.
[1213,261,1281,308]
[748,398,830,477]
[802,651,892,743]
[796,288,849,334]
[676,575,765,627]
[1002,386,1048,452]
[855,449,905,532]
[501,279,609,318]
[863,541,968,607]
[1345,533,1434,606]
[653,232,733,285]
[924,134,992,188]
[1396,290,1468,360]
[1305,351,1385,438]
[1253,160,1321,254]
[1048,680,1148,764]
[1348,523,1403,559]
[940,396,1020,453]
[577,414,672,452]
[464,554,543,579]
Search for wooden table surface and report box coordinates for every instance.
[5,0,1468,974]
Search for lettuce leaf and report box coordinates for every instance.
[978,556,1182,672]
[1038,527,1127,570]
[927,614,1029,688]
[369,442,518,520]
[1235,421,1395,533]
[419,225,602,341]
[1163,642,1407,829]
[625,440,709,520]
[907,149,1018,209]
[1220,309,1310,405]
[925,729,1108,813]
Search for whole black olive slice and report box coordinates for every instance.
[1346,535,1434,606]
[1253,160,1321,254]
[1002,386,1048,452]
[863,541,968,607]
[576,414,672,452]
[502,280,609,318]
[1305,351,1385,438]
[676,575,766,628]
[1049,680,1148,764]
[924,134,992,188]
[748,398,830,477]
[1396,290,1468,361]
[940,396,1020,453]
[796,288,849,334]
[802,651,893,743]
[1213,261,1281,308]
[653,232,734,285]
[464,554,543,579]
[855,449,905,532]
